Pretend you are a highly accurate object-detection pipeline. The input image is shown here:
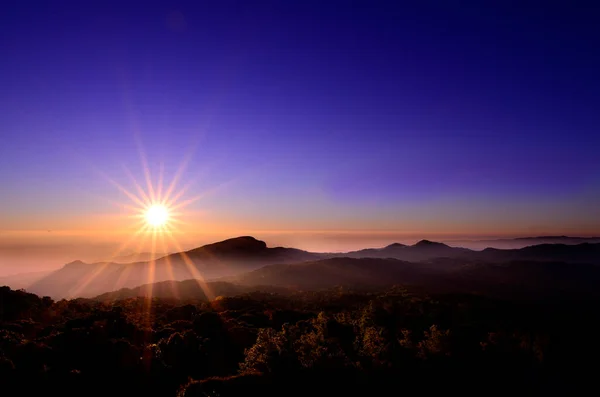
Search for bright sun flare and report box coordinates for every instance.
[79,144,225,302]
[145,204,170,227]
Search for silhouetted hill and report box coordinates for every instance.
[386,243,406,248]
[90,257,434,300]
[446,235,600,250]
[227,256,600,300]
[343,239,472,261]
[475,243,600,264]
[93,279,293,302]
[183,236,318,264]
[24,237,600,299]
[445,260,600,300]
[229,257,430,290]
[344,241,600,264]
[86,254,600,302]
[27,236,321,298]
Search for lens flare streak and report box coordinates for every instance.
[68,144,222,306]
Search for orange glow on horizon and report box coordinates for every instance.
[58,138,221,304]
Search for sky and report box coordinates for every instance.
[1,1,600,271]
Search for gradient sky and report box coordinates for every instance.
[1,0,600,266]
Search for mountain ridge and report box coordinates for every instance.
[13,236,600,299]
[92,255,600,302]
[27,236,320,298]
[444,235,600,250]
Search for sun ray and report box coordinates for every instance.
[100,172,148,209]
[77,126,241,303]
[161,142,199,205]
[123,165,152,207]
[112,225,152,291]
[83,191,143,214]
[133,132,156,204]
[147,228,158,286]
[168,177,238,212]
[167,194,205,212]
[164,229,215,300]
[157,161,165,203]
[69,223,149,297]
[68,154,146,210]
[142,227,159,316]
[164,179,197,208]
[162,217,190,229]
[159,229,180,300]
[162,161,218,208]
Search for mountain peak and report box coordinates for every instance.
[196,236,268,253]
[385,243,406,249]
[414,240,448,247]
[63,260,87,268]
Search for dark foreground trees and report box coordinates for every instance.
[1,285,598,396]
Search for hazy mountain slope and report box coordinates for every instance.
[93,279,293,301]
[228,257,434,289]
[26,237,600,299]
[92,257,431,300]
[0,269,53,291]
[230,256,600,299]
[180,236,320,265]
[343,240,473,261]
[343,241,600,264]
[443,260,600,299]
[446,236,600,250]
[27,260,126,298]
[27,236,321,298]
[475,243,600,264]
[90,255,600,302]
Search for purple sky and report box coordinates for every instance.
[1,0,599,265]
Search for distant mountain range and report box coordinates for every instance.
[444,236,600,250]
[226,255,600,299]
[340,240,472,261]
[27,236,320,298]
[337,239,600,264]
[94,279,293,301]
[7,235,600,299]
[94,255,600,302]
[0,269,53,290]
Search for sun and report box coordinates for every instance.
[145,204,170,227]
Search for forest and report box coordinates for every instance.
[1,284,597,396]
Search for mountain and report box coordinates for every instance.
[227,257,431,290]
[445,236,600,250]
[27,236,321,299]
[443,260,600,300]
[229,255,600,300]
[24,236,600,299]
[475,243,600,264]
[224,243,600,298]
[0,269,53,291]
[93,279,293,302]
[182,236,318,264]
[343,240,473,261]
[92,255,600,302]
[344,240,600,265]
[92,257,434,300]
